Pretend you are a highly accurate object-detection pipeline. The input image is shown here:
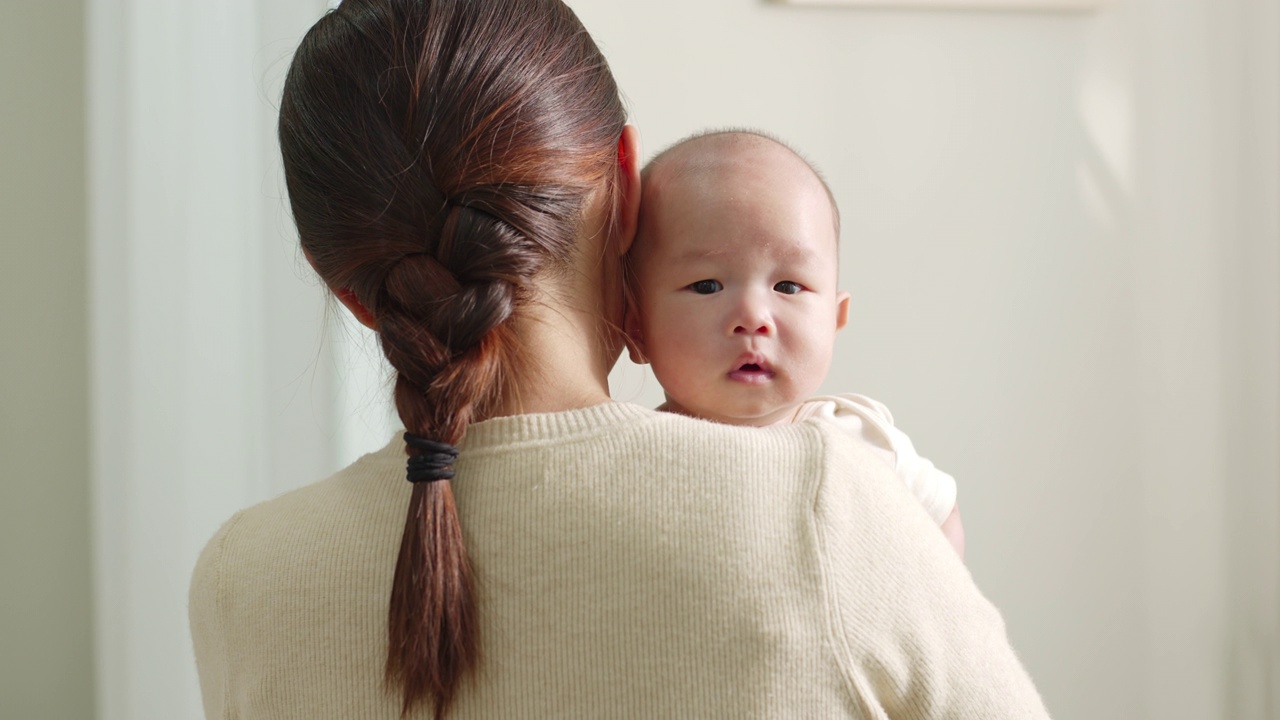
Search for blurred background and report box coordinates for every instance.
[2,0,1276,717]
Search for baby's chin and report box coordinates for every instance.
[657,399,802,427]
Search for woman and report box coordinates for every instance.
[189,0,1051,717]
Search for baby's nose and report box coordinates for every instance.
[728,288,776,336]
[733,321,771,335]
[731,302,774,335]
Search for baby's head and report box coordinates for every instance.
[624,130,850,427]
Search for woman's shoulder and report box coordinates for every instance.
[188,406,893,602]
[610,403,841,471]
[188,437,414,714]
[462,401,840,472]
[190,436,409,606]
[596,405,902,522]
[222,436,404,532]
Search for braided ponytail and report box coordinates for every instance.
[279,0,626,716]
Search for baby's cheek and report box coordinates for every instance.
[659,303,707,344]
[642,312,696,378]
[797,334,838,396]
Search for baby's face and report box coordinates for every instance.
[627,141,850,426]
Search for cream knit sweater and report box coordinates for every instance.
[190,402,1050,719]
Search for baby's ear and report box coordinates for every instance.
[835,291,851,330]
[622,292,648,365]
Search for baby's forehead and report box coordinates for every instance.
[638,188,840,278]
[642,133,840,237]
[646,134,807,189]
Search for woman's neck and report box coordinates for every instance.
[492,289,622,417]
[492,210,630,418]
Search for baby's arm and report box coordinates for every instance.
[941,503,966,560]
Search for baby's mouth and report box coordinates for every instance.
[728,359,775,383]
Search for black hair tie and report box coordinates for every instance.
[403,432,459,484]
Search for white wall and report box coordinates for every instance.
[87,1,364,718]
[1216,0,1280,715]
[0,3,93,718]
[82,0,1277,718]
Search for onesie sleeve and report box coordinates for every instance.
[799,393,957,525]
[809,421,1051,718]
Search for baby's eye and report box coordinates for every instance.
[688,280,723,294]
[774,281,803,295]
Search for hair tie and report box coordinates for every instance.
[403,432,460,484]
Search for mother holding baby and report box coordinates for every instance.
[188,0,1050,717]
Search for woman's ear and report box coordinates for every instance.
[303,245,378,330]
[333,286,378,330]
[614,125,642,256]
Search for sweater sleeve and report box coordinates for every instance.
[189,513,240,719]
[809,421,1051,719]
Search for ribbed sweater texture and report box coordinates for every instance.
[189,402,1050,719]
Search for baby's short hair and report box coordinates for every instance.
[641,128,840,237]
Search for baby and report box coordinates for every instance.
[623,130,964,557]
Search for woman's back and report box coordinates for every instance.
[194,0,1051,714]
[191,403,1048,718]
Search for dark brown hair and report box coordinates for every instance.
[278,0,626,715]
